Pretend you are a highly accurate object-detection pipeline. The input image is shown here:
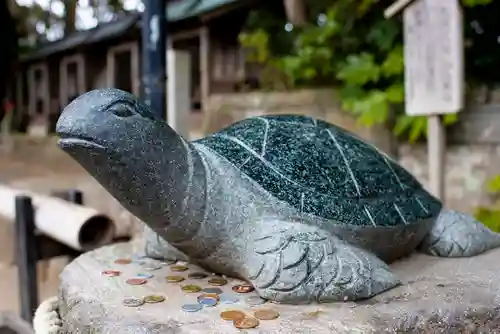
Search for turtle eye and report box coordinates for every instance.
[110,105,134,118]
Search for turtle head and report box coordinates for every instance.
[56,88,194,224]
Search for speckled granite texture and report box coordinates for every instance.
[58,242,500,333]
[56,89,500,305]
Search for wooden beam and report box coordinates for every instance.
[384,0,417,18]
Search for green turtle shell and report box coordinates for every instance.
[196,115,442,227]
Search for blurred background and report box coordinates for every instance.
[0,0,499,322]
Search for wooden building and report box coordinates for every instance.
[13,0,263,134]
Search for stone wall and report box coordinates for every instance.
[399,144,500,212]
[205,89,500,213]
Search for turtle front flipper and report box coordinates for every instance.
[143,226,190,262]
[419,209,500,257]
[245,218,401,304]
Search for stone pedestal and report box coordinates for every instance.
[58,242,500,333]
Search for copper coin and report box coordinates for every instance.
[254,308,280,320]
[114,258,132,265]
[126,278,147,285]
[188,272,208,279]
[143,295,165,303]
[102,270,121,277]
[181,284,202,293]
[166,275,185,283]
[170,265,188,272]
[233,316,260,329]
[208,277,228,286]
[232,284,254,293]
[220,310,246,321]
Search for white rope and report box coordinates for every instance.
[33,296,62,334]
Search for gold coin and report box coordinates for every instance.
[114,258,132,265]
[166,275,185,283]
[170,265,188,272]
[232,284,254,293]
[220,310,246,321]
[233,316,260,329]
[143,295,165,303]
[181,284,202,293]
[208,277,228,286]
[254,308,280,320]
[188,272,208,279]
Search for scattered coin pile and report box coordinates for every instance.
[106,254,281,329]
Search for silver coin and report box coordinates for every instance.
[202,287,223,294]
[123,297,145,307]
[134,272,154,279]
[219,294,239,304]
[143,265,162,271]
[245,296,267,306]
[181,303,203,312]
[159,260,176,266]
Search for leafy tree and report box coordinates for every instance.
[240,0,497,142]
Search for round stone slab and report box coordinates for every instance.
[59,243,500,333]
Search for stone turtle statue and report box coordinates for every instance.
[56,88,500,304]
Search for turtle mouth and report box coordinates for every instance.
[58,135,106,150]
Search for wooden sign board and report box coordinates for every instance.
[403,0,464,116]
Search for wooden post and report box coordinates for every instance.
[167,49,191,138]
[427,115,445,199]
[385,0,464,201]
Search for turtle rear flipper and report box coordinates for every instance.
[246,219,401,304]
[419,209,500,257]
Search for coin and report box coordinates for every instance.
[197,293,220,302]
[126,278,147,286]
[144,295,165,303]
[202,287,223,294]
[232,284,254,293]
[181,303,202,312]
[233,316,260,329]
[134,273,153,279]
[101,270,121,277]
[166,275,185,283]
[208,277,228,286]
[181,284,202,293]
[123,297,144,307]
[114,258,132,265]
[245,296,267,306]
[170,265,188,272]
[143,265,162,271]
[254,308,280,320]
[219,294,239,304]
[198,296,218,307]
[188,272,208,279]
[220,310,246,321]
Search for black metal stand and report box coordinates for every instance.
[141,0,167,120]
[15,189,84,323]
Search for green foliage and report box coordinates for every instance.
[239,0,494,142]
[474,174,500,233]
